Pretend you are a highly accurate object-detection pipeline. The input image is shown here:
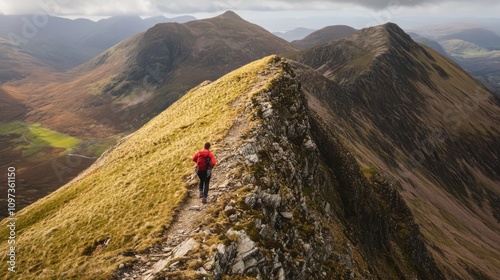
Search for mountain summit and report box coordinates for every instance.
[291,25,357,49]
[218,10,244,20]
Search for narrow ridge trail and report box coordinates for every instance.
[114,66,277,280]
[115,68,276,280]
[118,116,247,280]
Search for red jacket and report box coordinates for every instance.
[192,149,216,171]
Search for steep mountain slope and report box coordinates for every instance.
[291,25,356,49]
[17,11,297,137]
[0,55,445,280]
[288,23,500,279]
[0,37,52,84]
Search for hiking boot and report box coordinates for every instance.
[202,197,207,204]
[199,191,203,198]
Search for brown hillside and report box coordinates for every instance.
[291,25,357,49]
[14,11,297,138]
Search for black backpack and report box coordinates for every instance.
[206,156,212,177]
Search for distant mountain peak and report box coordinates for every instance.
[363,22,410,40]
[353,22,418,53]
[382,22,414,40]
[291,25,357,49]
[218,10,243,20]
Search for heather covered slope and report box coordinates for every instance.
[288,23,500,279]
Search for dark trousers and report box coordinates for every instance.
[197,170,211,198]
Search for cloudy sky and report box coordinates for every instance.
[0,0,498,30]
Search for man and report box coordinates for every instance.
[192,142,216,204]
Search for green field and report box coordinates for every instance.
[0,121,80,156]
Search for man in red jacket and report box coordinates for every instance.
[192,142,216,204]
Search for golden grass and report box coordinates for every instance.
[0,55,281,280]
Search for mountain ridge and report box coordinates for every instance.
[0,55,284,280]
[0,56,445,280]
[0,17,498,280]
[288,22,500,279]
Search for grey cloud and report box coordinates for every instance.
[0,0,498,15]
[147,0,500,13]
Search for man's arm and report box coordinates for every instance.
[192,152,199,162]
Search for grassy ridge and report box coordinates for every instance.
[0,55,280,279]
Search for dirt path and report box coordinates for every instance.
[21,129,36,146]
[67,153,98,159]
[116,107,248,280]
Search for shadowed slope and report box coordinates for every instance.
[289,23,500,279]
